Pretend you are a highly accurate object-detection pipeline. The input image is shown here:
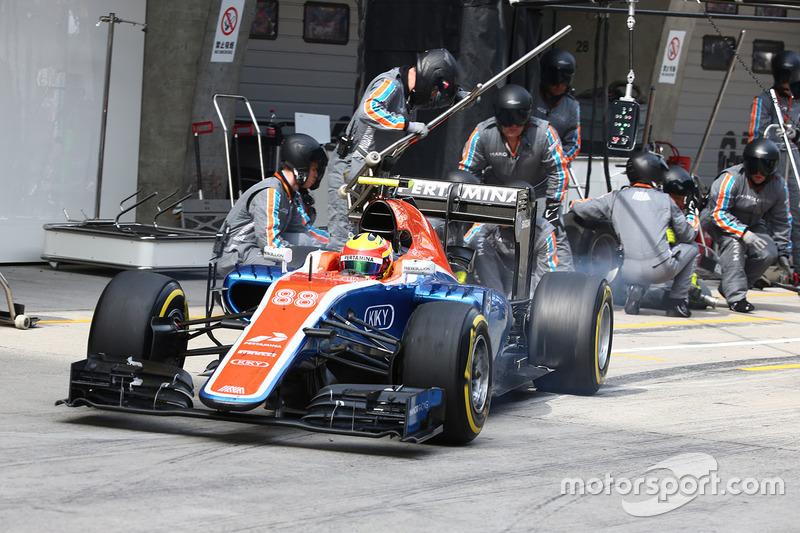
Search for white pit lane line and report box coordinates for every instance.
[614,337,800,354]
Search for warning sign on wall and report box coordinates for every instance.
[658,30,686,84]
[211,0,245,63]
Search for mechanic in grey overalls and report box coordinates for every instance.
[459,84,574,271]
[700,138,791,313]
[533,48,581,163]
[216,134,330,276]
[747,51,800,269]
[464,215,558,298]
[571,152,698,317]
[640,165,719,311]
[325,49,461,250]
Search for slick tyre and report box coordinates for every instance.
[566,212,622,283]
[529,272,613,395]
[581,223,622,282]
[88,271,188,367]
[402,302,492,444]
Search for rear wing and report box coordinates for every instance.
[394,179,536,301]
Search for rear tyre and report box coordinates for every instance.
[581,224,622,282]
[402,302,492,444]
[88,271,188,367]
[565,213,622,283]
[529,272,613,395]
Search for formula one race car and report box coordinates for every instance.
[58,175,612,445]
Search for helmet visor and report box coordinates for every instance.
[551,69,574,86]
[745,157,779,179]
[496,108,529,127]
[340,255,383,276]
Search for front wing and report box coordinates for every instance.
[57,354,445,443]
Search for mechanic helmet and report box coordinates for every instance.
[494,84,532,128]
[771,50,800,87]
[340,233,394,278]
[790,63,800,98]
[662,165,697,197]
[411,48,459,110]
[743,138,780,182]
[281,133,328,190]
[540,48,576,88]
[445,169,480,184]
[625,151,669,186]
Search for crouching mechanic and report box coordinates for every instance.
[700,138,792,313]
[747,51,800,268]
[216,133,329,276]
[571,152,699,317]
[641,165,720,311]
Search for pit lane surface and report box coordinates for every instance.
[1,264,799,531]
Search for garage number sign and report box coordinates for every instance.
[211,0,245,62]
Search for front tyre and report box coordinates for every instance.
[529,272,613,395]
[402,302,492,444]
[87,271,188,367]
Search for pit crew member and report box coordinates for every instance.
[325,49,462,250]
[216,134,329,276]
[459,83,574,270]
[747,50,800,268]
[700,138,792,313]
[571,152,699,317]
[533,48,581,163]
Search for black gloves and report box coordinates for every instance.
[685,195,699,215]
[544,198,563,230]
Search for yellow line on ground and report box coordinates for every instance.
[616,317,783,329]
[739,363,800,372]
[36,314,221,325]
[736,292,799,298]
[37,319,92,324]
[612,353,666,361]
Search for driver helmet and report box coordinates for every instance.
[494,84,532,128]
[540,48,576,88]
[771,50,800,87]
[340,233,394,278]
[662,165,697,197]
[281,133,328,190]
[626,151,668,186]
[743,138,780,182]
[411,48,459,110]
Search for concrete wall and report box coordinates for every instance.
[137,0,256,225]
